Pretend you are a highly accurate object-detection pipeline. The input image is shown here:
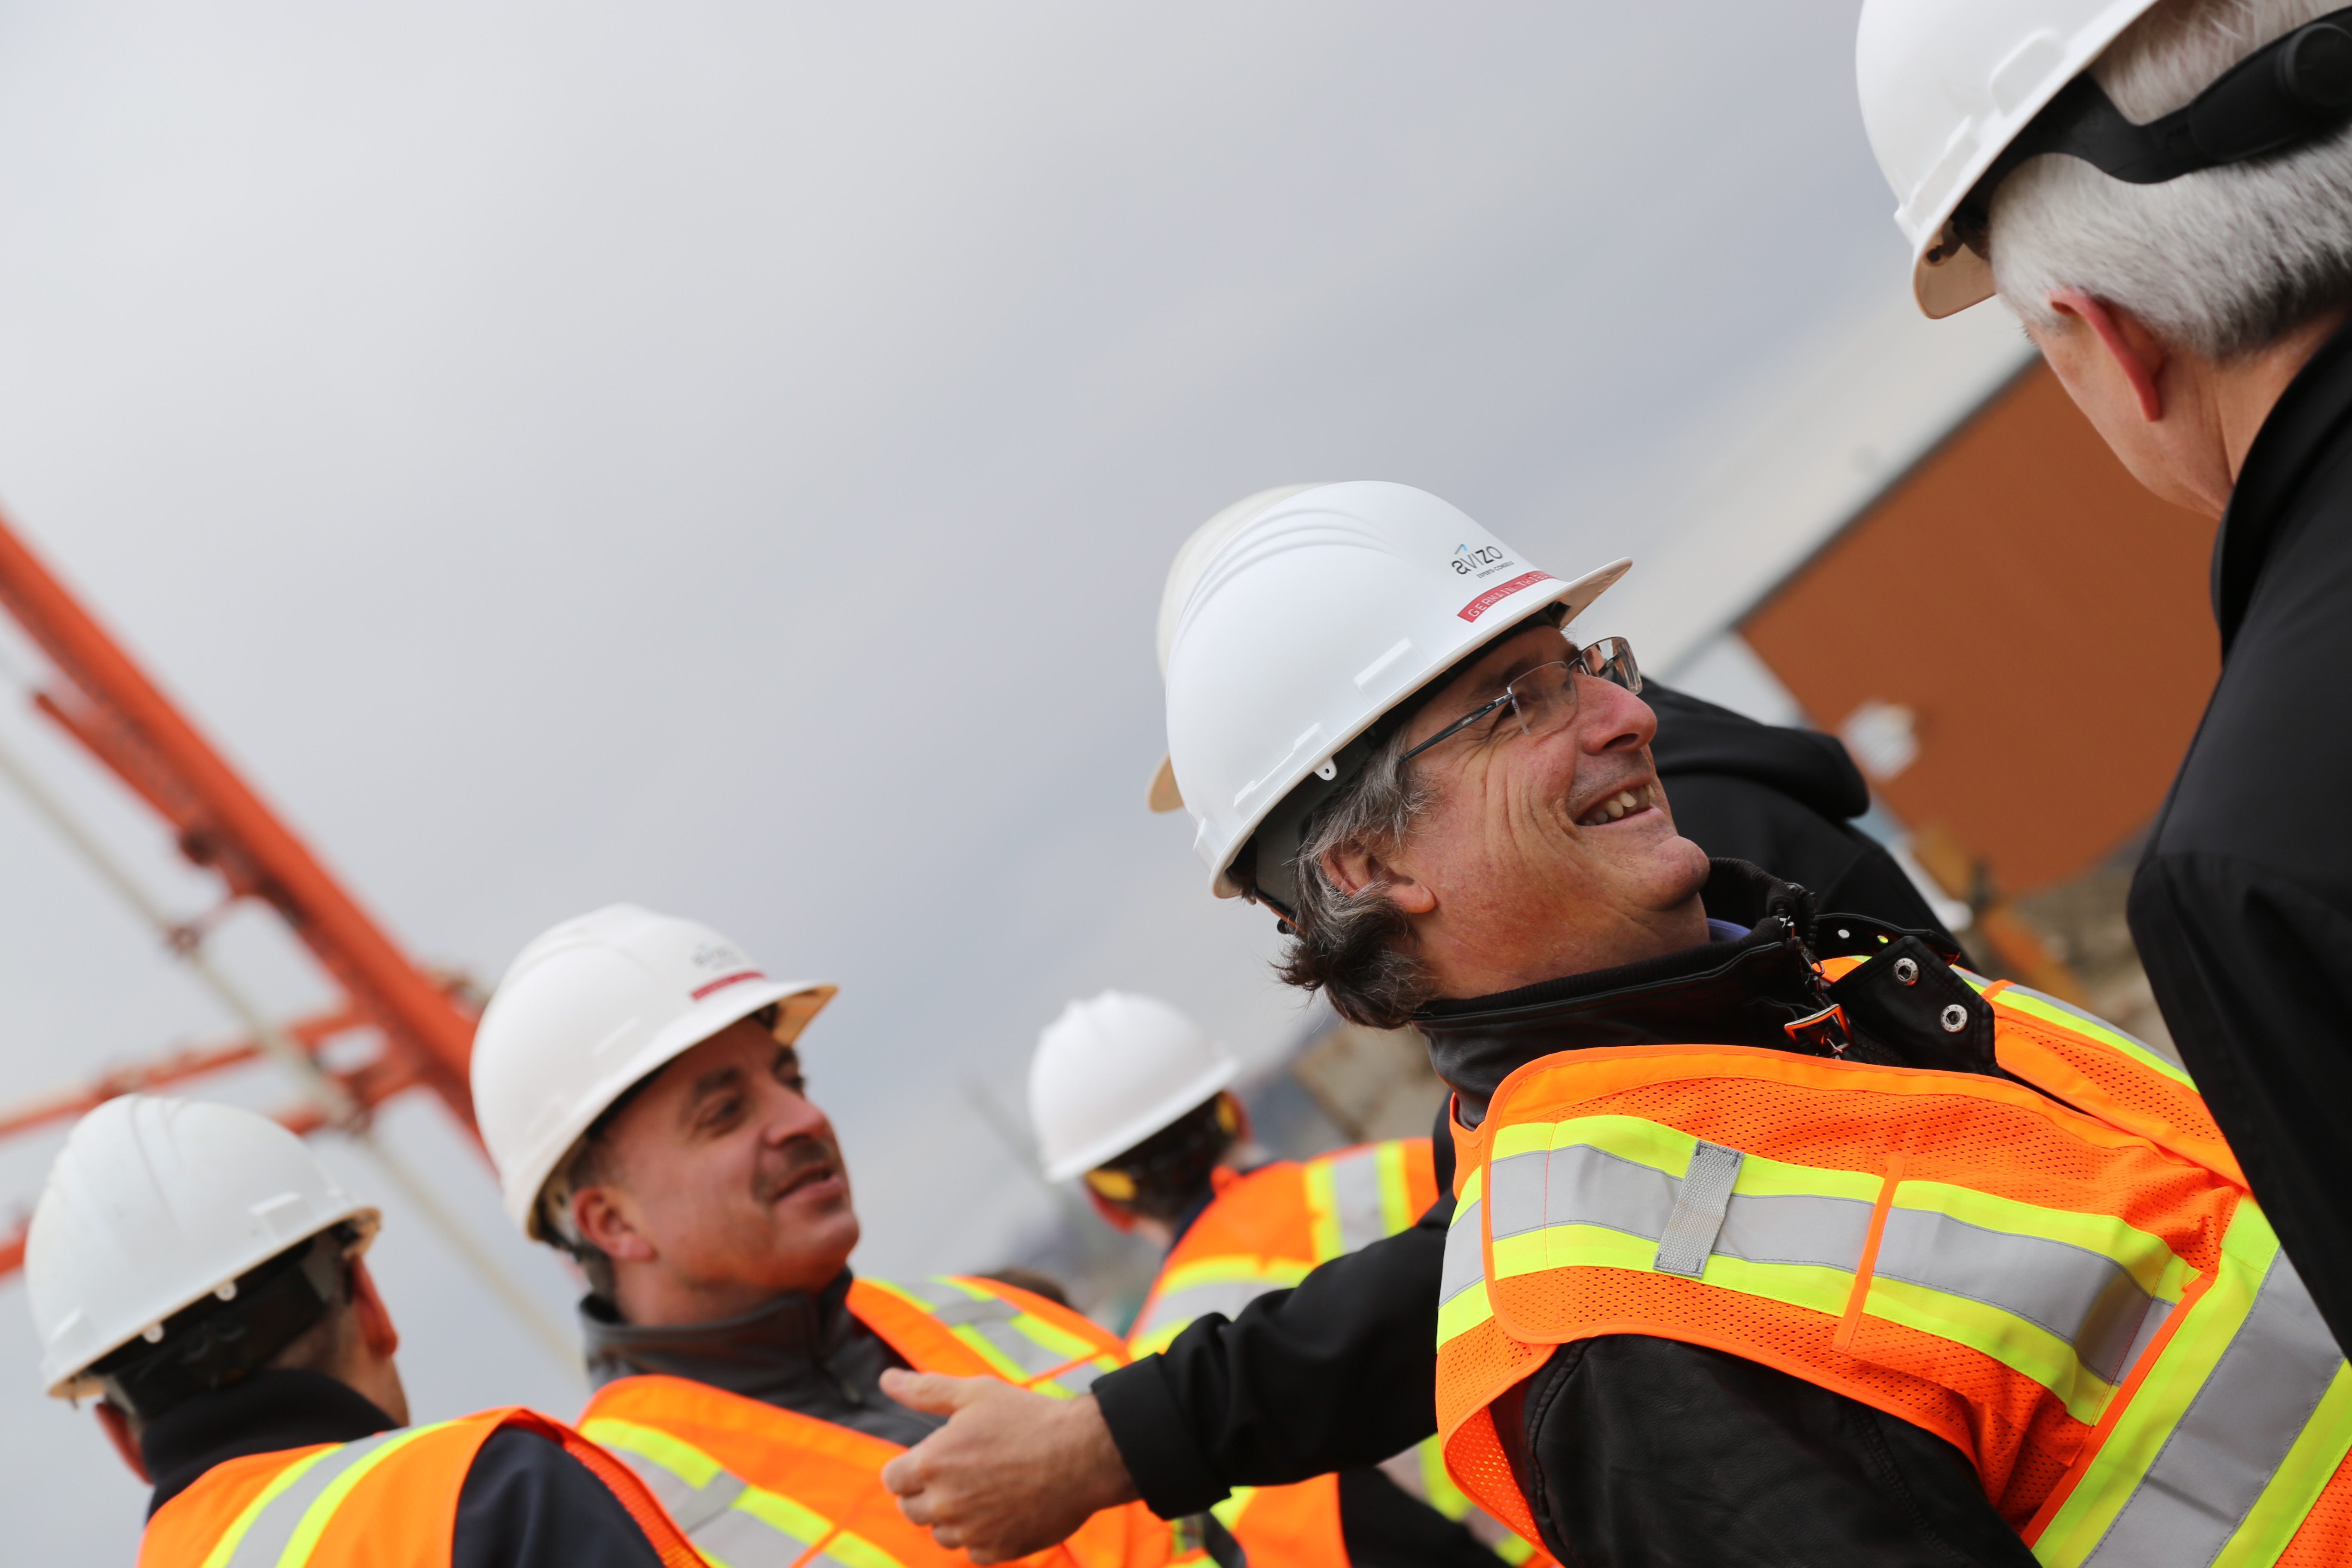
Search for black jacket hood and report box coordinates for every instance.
[1645,683,1869,823]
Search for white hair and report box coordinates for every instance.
[1992,0,2352,360]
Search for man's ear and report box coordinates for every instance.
[348,1257,400,1360]
[572,1185,658,1263]
[1318,842,1438,915]
[95,1399,150,1484]
[2048,288,2167,421]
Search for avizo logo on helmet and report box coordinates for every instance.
[1452,544,1511,577]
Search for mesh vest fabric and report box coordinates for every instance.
[137,1406,700,1568]
[582,1275,1203,1568]
[1432,964,2352,1567]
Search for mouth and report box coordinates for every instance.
[765,1148,843,1205]
[1576,780,1662,829]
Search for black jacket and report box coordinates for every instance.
[1096,865,2039,1566]
[2129,317,2352,1357]
[138,1370,667,1568]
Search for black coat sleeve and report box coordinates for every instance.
[1519,1336,2036,1568]
[1092,1195,1453,1519]
[2130,853,2352,1353]
[454,1427,670,1568]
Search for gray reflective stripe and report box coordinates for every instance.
[1134,1277,1283,1341]
[613,1444,840,1568]
[624,1454,748,1534]
[2084,1248,2345,1566]
[1875,1207,2159,1384]
[1323,1148,1392,1252]
[1715,1189,1873,1268]
[1654,1142,1743,1278]
[221,1430,410,1568]
[884,1277,1102,1391]
[1486,1141,2166,1385]
[1440,1198,1485,1303]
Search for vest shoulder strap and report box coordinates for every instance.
[1970,974,2247,1190]
[583,1371,1198,1568]
[849,1275,1125,1398]
[140,1406,696,1568]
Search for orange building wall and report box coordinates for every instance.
[1739,365,2218,897]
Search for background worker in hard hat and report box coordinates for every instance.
[1030,990,1504,1568]
[21,1094,695,1568]
[888,481,2335,1565]
[467,903,1226,1568]
[1857,0,2352,1356]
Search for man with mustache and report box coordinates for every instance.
[467,903,1216,1568]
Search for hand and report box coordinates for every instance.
[878,1370,1141,1564]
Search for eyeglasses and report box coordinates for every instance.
[1400,636,1642,763]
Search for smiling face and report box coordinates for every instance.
[1319,620,1712,999]
[569,1016,859,1327]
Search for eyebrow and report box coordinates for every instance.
[682,1062,747,1114]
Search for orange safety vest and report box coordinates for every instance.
[1128,1141,1532,1568]
[138,1405,700,1568]
[1432,965,2352,1568]
[582,1274,1204,1568]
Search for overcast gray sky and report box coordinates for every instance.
[0,3,1910,1553]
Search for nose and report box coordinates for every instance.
[1576,676,1655,756]
[758,1076,831,1147]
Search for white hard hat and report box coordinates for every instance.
[1161,480,1629,901]
[469,903,837,1239]
[1857,0,2161,318]
[24,1095,379,1399]
[1147,485,1330,815]
[1028,992,1238,1182]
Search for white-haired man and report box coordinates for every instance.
[1859,0,2352,1355]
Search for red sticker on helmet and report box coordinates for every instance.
[690,969,767,1001]
[1458,571,1554,622]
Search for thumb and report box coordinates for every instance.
[880,1367,993,1416]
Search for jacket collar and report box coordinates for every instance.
[579,1268,857,1390]
[1415,861,1829,1126]
[1413,859,1994,1126]
[2214,314,2352,653]
[140,1369,396,1518]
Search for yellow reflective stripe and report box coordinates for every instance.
[264,1425,446,1568]
[2035,1207,2281,1565]
[872,1276,1121,1396]
[1963,973,2197,1088]
[1302,1159,1344,1261]
[197,1447,341,1568]
[1436,1166,1491,1348]
[2208,1359,2352,1568]
[1130,1256,1309,1354]
[1208,1485,1255,1529]
[588,1411,907,1568]
[581,1417,722,1488]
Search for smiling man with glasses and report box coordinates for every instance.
[884,482,2317,1568]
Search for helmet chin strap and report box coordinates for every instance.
[1952,5,2352,253]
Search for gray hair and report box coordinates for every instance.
[1261,724,1440,1029]
[1993,0,2352,360]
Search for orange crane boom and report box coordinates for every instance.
[0,506,492,1283]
